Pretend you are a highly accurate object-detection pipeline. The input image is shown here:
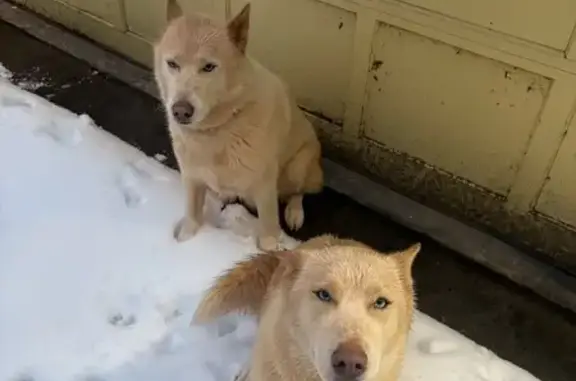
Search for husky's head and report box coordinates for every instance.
[154,3,251,128]
[194,235,420,381]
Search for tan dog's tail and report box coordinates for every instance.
[193,250,300,324]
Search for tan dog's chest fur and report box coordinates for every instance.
[195,236,421,381]
[170,119,265,202]
[168,66,311,203]
[154,3,323,250]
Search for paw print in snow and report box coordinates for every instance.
[107,312,137,327]
[116,162,149,208]
[116,159,171,208]
[1,95,31,109]
[163,308,183,323]
[215,317,238,338]
[34,118,83,147]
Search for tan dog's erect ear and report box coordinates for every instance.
[193,250,300,324]
[393,243,420,282]
[227,3,251,54]
[399,243,420,270]
[166,0,183,22]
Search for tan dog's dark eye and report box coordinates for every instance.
[314,289,333,303]
[373,297,389,310]
[201,63,218,73]
[166,59,180,71]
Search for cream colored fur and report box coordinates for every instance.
[194,235,420,381]
[154,2,323,250]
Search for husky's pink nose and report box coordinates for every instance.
[331,341,367,379]
[171,100,195,125]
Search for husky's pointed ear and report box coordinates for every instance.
[193,249,301,324]
[227,3,251,54]
[398,243,420,270]
[166,0,183,22]
[392,243,420,284]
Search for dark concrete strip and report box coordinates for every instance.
[0,0,157,98]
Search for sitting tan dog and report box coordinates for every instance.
[194,235,420,381]
[154,2,323,250]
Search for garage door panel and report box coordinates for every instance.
[362,23,551,193]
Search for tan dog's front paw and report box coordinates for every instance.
[284,203,304,231]
[257,235,280,251]
[173,217,201,242]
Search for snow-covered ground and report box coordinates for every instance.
[0,77,540,381]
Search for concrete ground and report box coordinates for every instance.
[1,20,575,381]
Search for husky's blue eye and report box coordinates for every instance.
[166,59,180,71]
[201,62,218,73]
[314,289,333,303]
[373,297,390,310]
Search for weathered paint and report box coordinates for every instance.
[397,0,576,50]
[63,0,127,29]
[363,24,551,194]
[537,109,576,227]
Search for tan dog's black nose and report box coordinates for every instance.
[331,341,367,379]
[171,100,195,125]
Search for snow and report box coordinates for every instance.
[0,79,540,381]
[0,63,12,81]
